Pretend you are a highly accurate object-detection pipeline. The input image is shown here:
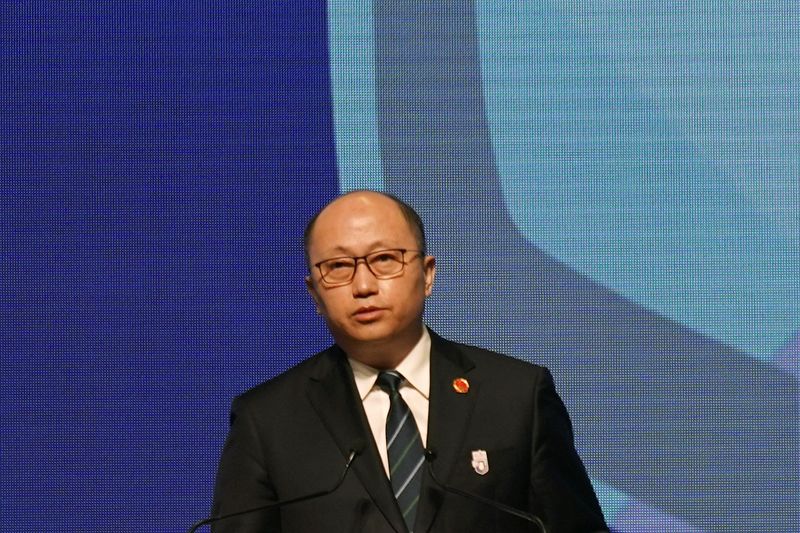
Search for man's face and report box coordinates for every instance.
[305,193,436,363]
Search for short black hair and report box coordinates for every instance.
[303,190,427,270]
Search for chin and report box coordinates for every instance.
[350,328,395,344]
[335,323,396,346]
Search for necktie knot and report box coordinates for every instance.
[377,370,404,396]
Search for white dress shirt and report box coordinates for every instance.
[348,327,431,476]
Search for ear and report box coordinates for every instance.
[305,275,323,314]
[422,255,436,297]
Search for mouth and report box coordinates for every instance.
[353,306,385,322]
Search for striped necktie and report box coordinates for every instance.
[377,371,425,533]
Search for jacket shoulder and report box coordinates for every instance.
[433,332,547,379]
[235,345,342,407]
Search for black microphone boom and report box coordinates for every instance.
[424,448,547,533]
[187,441,364,533]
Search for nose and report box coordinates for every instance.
[351,258,379,297]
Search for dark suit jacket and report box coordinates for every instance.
[212,331,607,532]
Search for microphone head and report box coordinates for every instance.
[424,447,438,462]
[350,439,366,455]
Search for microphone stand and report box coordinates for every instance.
[187,446,361,533]
[425,449,547,533]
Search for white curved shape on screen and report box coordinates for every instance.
[476,1,800,360]
[328,0,384,193]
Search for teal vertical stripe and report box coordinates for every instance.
[591,479,629,523]
[327,0,385,193]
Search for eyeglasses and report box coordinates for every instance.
[314,249,423,286]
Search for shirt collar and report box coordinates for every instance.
[349,327,431,400]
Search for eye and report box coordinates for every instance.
[327,259,353,271]
[372,252,397,263]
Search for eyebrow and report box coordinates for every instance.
[322,241,402,256]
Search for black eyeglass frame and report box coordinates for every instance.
[313,248,424,286]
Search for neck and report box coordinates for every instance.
[340,325,424,370]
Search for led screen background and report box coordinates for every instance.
[2,1,798,531]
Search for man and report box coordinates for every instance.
[212,190,607,532]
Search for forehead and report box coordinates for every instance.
[309,194,415,255]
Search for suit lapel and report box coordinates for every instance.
[415,332,479,533]
[305,346,407,532]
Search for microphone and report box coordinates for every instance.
[424,448,548,533]
[187,441,365,533]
